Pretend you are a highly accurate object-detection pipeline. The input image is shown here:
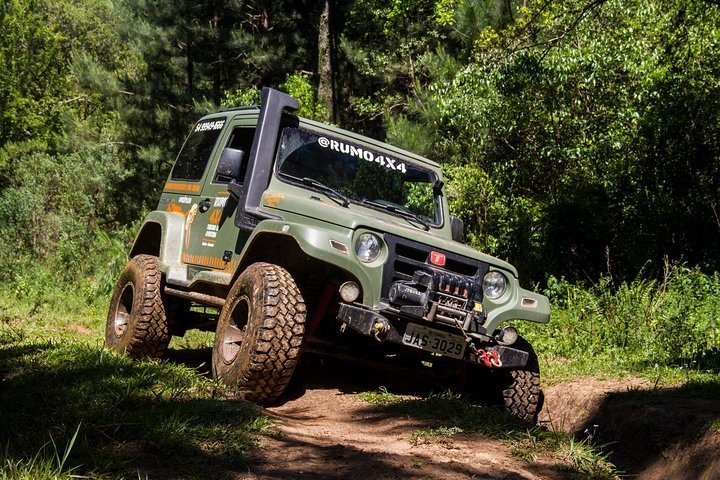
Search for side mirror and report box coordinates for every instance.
[217,148,245,181]
[450,216,465,243]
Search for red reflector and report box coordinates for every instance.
[430,251,446,266]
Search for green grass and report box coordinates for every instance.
[356,386,407,405]
[170,329,215,350]
[358,389,515,435]
[523,265,720,381]
[408,426,463,446]
[537,353,720,387]
[357,389,620,480]
[0,296,270,480]
[0,425,82,480]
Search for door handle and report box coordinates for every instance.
[199,198,212,212]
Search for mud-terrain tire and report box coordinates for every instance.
[501,338,543,424]
[105,255,171,359]
[212,262,306,404]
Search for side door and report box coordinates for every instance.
[180,117,256,276]
[162,115,227,265]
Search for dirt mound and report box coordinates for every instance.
[541,378,720,479]
[539,377,650,432]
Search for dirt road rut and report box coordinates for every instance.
[240,388,568,480]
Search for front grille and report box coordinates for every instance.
[381,234,489,302]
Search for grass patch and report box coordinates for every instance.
[358,389,519,435]
[0,425,82,480]
[0,300,270,480]
[509,429,617,478]
[408,426,463,446]
[539,353,720,387]
[170,329,216,351]
[356,386,408,405]
[357,388,621,480]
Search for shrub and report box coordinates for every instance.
[523,263,720,369]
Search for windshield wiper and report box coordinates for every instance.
[362,200,430,231]
[300,177,350,207]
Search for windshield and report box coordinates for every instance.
[275,127,442,225]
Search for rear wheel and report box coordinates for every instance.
[212,262,306,404]
[105,255,171,359]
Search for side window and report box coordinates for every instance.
[214,126,255,183]
[171,118,227,182]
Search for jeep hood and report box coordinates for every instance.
[260,188,519,277]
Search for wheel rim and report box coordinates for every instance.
[114,282,134,337]
[222,296,249,363]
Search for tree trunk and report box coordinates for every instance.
[186,31,194,100]
[213,7,221,105]
[317,0,334,122]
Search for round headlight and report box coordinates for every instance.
[482,271,507,300]
[355,233,382,263]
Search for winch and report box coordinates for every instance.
[387,269,486,334]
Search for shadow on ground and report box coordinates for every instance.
[165,345,213,374]
[243,434,555,480]
[577,381,720,479]
[0,339,265,479]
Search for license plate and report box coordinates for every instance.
[402,324,466,359]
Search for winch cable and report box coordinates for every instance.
[450,315,502,368]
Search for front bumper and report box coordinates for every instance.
[337,303,530,369]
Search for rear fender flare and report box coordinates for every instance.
[130,211,187,275]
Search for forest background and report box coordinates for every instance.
[1,0,720,374]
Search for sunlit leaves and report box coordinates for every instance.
[392,0,720,281]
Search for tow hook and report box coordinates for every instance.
[372,317,391,342]
[473,347,503,368]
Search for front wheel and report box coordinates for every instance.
[105,255,171,359]
[500,338,543,424]
[435,337,543,424]
[212,262,306,404]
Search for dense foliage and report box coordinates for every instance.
[1,3,719,477]
[0,0,718,351]
[388,0,720,282]
[524,264,720,374]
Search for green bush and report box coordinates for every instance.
[0,138,136,309]
[523,264,720,370]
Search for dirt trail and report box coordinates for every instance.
[240,387,566,480]
[236,371,720,480]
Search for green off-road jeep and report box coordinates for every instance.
[106,88,550,422]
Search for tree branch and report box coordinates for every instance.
[501,0,610,58]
